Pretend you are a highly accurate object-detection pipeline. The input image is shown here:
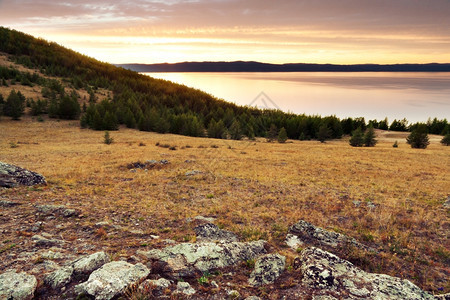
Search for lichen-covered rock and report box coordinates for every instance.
[72,251,110,275]
[0,271,37,300]
[249,253,286,286]
[286,220,373,251]
[297,247,435,299]
[31,234,64,247]
[44,251,110,290]
[194,223,238,242]
[35,204,80,218]
[435,293,450,300]
[139,240,266,278]
[44,266,74,289]
[175,281,196,296]
[74,261,150,300]
[0,162,46,188]
[139,278,171,296]
[0,199,20,207]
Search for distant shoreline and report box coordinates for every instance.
[116,61,450,73]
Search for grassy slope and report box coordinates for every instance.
[0,116,449,294]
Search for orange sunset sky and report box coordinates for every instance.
[0,0,449,64]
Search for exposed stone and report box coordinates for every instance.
[140,240,266,278]
[435,293,450,300]
[244,297,262,300]
[194,223,239,242]
[0,199,20,207]
[139,278,171,295]
[443,196,450,208]
[249,253,286,286]
[72,251,110,275]
[35,204,80,218]
[0,161,46,188]
[296,247,435,299]
[185,170,202,176]
[175,281,196,296]
[0,271,37,300]
[31,234,64,247]
[75,261,150,300]
[227,289,240,298]
[286,219,373,251]
[44,266,74,289]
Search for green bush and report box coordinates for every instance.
[349,127,364,147]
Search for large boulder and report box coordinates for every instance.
[139,240,266,278]
[249,253,286,286]
[286,219,373,251]
[74,261,150,300]
[296,247,435,299]
[0,162,46,188]
[0,271,37,300]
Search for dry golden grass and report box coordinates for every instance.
[1,116,449,293]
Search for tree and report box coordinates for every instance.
[317,124,331,143]
[349,127,364,147]
[4,90,24,120]
[207,119,227,139]
[363,125,377,147]
[229,120,242,140]
[406,124,429,149]
[0,93,4,117]
[440,133,450,146]
[278,127,288,143]
[266,124,278,142]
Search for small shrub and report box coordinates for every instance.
[103,131,113,145]
[37,115,44,122]
[169,146,177,150]
[9,142,18,148]
[139,142,146,146]
[393,140,398,148]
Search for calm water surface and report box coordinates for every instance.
[144,72,450,123]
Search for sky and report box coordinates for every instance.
[0,0,450,64]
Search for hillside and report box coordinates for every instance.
[118,61,450,73]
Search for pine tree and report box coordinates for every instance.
[317,124,331,143]
[229,120,242,140]
[266,124,278,142]
[278,127,288,143]
[441,133,450,146]
[363,125,377,147]
[406,124,429,149]
[349,127,364,147]
[4,90,24,120]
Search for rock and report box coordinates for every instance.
[193,215,217,223]
[227,289,240,298]
[175,281,196,296]
[0,199,20,207]
[31,234,64,247]
[0,271,37,300]
[0,161,46,188]
[297,247,435,299]
[249,253,286,286]
[435,293,450,300]
[185,170,202,176]
[72,251,110,275]
[286,220,372,251]
[244,297,262,300]
[44,266,74,289]
[35,204,80,218]
[139,278,171,295]
[74,261,150,300]
[443,196,450,208]
[194,223,239,242]
[140,240,266,278]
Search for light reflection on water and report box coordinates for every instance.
[144,72,450,123]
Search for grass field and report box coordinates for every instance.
[0,116,449,294]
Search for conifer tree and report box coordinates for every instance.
[441,133,450,146]
[317,124,331,143]
[363,125,377,147]
[266,124,278,142]
[278,127,288,143]
[349,127,364,147]
[4,90,24,120]
[406,124,429,149]
[229,120,242,140]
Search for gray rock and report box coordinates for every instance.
[249,253,286,286]
[194,223,239,242]
[227,289,240,298]
[244,297,262,300]
[31,234,64,247]
[35,204,79,218]
[72,251,110,275]
[435,293,450,300]
[0,271,37,300]
[0,161,46,188]
[44,266,74,289]
[0,199,20,207]
[443,196,450,208]
[75,261,150,300]
[286,219,373,251]
[193,215,217,223]
[298,247,435,299]
[185,170,202,176]
[140,240,266,278]
[175,281,196,296]
[139,278,171,295]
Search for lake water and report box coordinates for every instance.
[144,72,450,123]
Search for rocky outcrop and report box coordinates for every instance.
[194,223,238,242]
[35,204,80,218]
[31,234,64,247]
[286,219,373,251]
[139,240,266,278]
[296,247,435,299]
[74,261,150,300]
[45,251,110,289]
[0,271,37,300]
[249,253,286,286]
[0,161,46,188]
